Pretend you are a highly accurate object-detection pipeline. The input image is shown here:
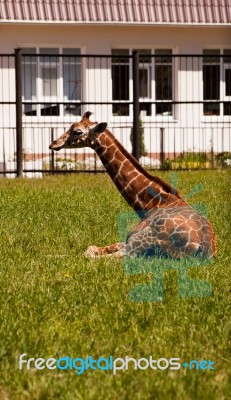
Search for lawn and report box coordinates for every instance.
[0,170,230,399]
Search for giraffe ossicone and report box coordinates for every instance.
[49,112,216,261]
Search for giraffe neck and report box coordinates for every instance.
[92,130,187,212]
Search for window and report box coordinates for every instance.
[22,48,81,117]
[138,49,152,116]
[111,49,173,117]
[111,50,129,116]
[203,49,231,116]
[155,50,172,116]
[63,49,82,116]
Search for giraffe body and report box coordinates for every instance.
[122,205,214,259]
[49,112,216,260]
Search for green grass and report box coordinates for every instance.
[0,170,230,399]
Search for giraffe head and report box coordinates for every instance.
[49,111,107,151]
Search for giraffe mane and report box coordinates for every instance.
[104,129,183,199]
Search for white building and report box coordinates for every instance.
[0,0,230,175]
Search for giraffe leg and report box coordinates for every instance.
[84,243,124,258]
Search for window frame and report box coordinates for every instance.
[22,47,82,121]
[202,49,231,119]
[111,48,174,120]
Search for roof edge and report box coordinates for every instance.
[0,20,230,27]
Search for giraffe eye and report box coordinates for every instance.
[73,129,82,136]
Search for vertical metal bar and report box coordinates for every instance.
[50,128,55,173]
[160,128,165,167]
[173,129,176,162]
[222,127,224,167]
[211,128,214,168]
[15,48,23,177]
[132,50,140,160]
[3,131,6,177]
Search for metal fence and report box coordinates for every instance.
[0,50,230,177]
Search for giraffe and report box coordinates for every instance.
[49,112,216,260]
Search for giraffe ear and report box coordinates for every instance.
[90,122,107,135]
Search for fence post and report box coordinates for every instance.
[211,128,214,168]
[15,48,23,177]
[50,128,55,173]
[132,50,140,160]
[160,128,165,167]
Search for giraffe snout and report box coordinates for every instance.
[49,140,61,151]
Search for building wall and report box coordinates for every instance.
[0,24,230,54]
[0,24,230,167]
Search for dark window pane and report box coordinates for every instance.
[224,102,231,115]
[156,103,172,116]
[112,104,129,116]
[112,49,129,63]
[40,48,59,63]
[23,104,37,116]
[112,65,129,100]
[63,49,81,107]
[22,48,36,63]
[139,103,151,116]
[41,104,59,116]
[139,68,149,98]
[203,103,220,116]
[156,49,172,64]
[40,48,59,54]
[22,48,37,104]
[225,69,231,96]
[63,64,81,100]
[22,63,36,100]
[64,104,81,116]
[223,49,231,63]
[203,49,220,63]
[155,65,172,100]
[62,48,80,55]
[22,48,36,54]
[203,65,220,100]
[136,49,151,63]
[63,49,81,65]
[41,66,58,98]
